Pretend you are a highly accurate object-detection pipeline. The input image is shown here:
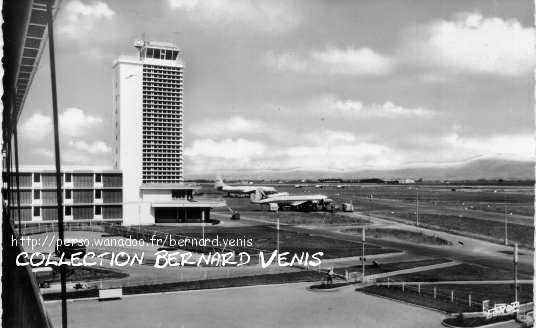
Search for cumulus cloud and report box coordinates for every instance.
[20,108,111,165]
[310,95,434,118]
[21,108,103,140]
[409,12,535,76]
[303,130,357,145]
[20,113,52,141]
[167,0,300,33]
[190,116,270,137]
[266,47,393,76]
[58,0,115,37]
[185,138,266,160]
[60,107,103,137]
[68,140,111,154]
[440,133,534,161]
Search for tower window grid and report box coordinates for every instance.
[142,64,184,183]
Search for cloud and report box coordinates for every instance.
[440,133,534,161]
[19,108,110,165]
[20,113,52,141]
[20,108,103,140]
[266,47,393,76]
[310,95,434,118]
[303,130,357,145]
[408,12,535,76]
[311,47,393,75]
[60,107,103,137]
[185,138,266,160]
[185,126,534,175]
[68,140,111,154]
[167,0,300,33]
[190,116,270,137]
[58,0,115,37]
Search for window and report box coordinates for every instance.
[154,49,160,59]
[95,206,101,215]
[33,190,40,200]
[65,173,71,183]
[95,174,102,183]
[95,190,101,199]
[33,207,40,216]
[65,206,71,216]
[65,190,71,199]
[33,173,40,183]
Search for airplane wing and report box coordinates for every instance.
[290,201,307,206]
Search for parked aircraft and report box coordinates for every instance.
[214,176,277,196]
[250,189,332,211]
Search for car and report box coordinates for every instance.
[32,266,53,288]
[230,211,241,220]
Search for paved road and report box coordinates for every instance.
[46,282,446,328]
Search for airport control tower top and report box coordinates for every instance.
[133,39,182,62]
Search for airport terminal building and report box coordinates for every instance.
[7,166,123,223]
[9,40,225,225]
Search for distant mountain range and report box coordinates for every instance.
[188,158,535,181]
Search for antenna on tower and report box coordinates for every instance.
[133,33,146,59]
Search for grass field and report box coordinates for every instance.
[207,183,534,248]
[363,283,532,313]
[237,211,370,225]
[334,258,451,277]
[384,263,532,282]
[48,266,128,283]
[342,228,451,246]
[43,270,327,300]
[146,224,397,259]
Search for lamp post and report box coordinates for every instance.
[504,193,508,245]
[362,225,366,281]
[514,243,518,303]
[276,210,280,255]
[416,188,419,226]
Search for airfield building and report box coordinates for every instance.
[112,40,225,225]
[6,166,122,223]
[9,41,225,225]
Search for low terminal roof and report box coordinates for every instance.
[140,183,201,190]
[151,200,226,208]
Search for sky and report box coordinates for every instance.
[18,0,535,178]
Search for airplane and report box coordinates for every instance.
[214,176,277,197]
[250,189,332,211]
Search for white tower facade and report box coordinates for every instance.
[113,41,225,226]
[113,41,184,225]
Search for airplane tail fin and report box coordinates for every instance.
[250,189,265,202]
[214,176,225,190]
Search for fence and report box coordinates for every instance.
[365,277,533,315]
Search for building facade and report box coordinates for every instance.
[8,41,225,225]
[113,40,225,225]
[7,167,122,223]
